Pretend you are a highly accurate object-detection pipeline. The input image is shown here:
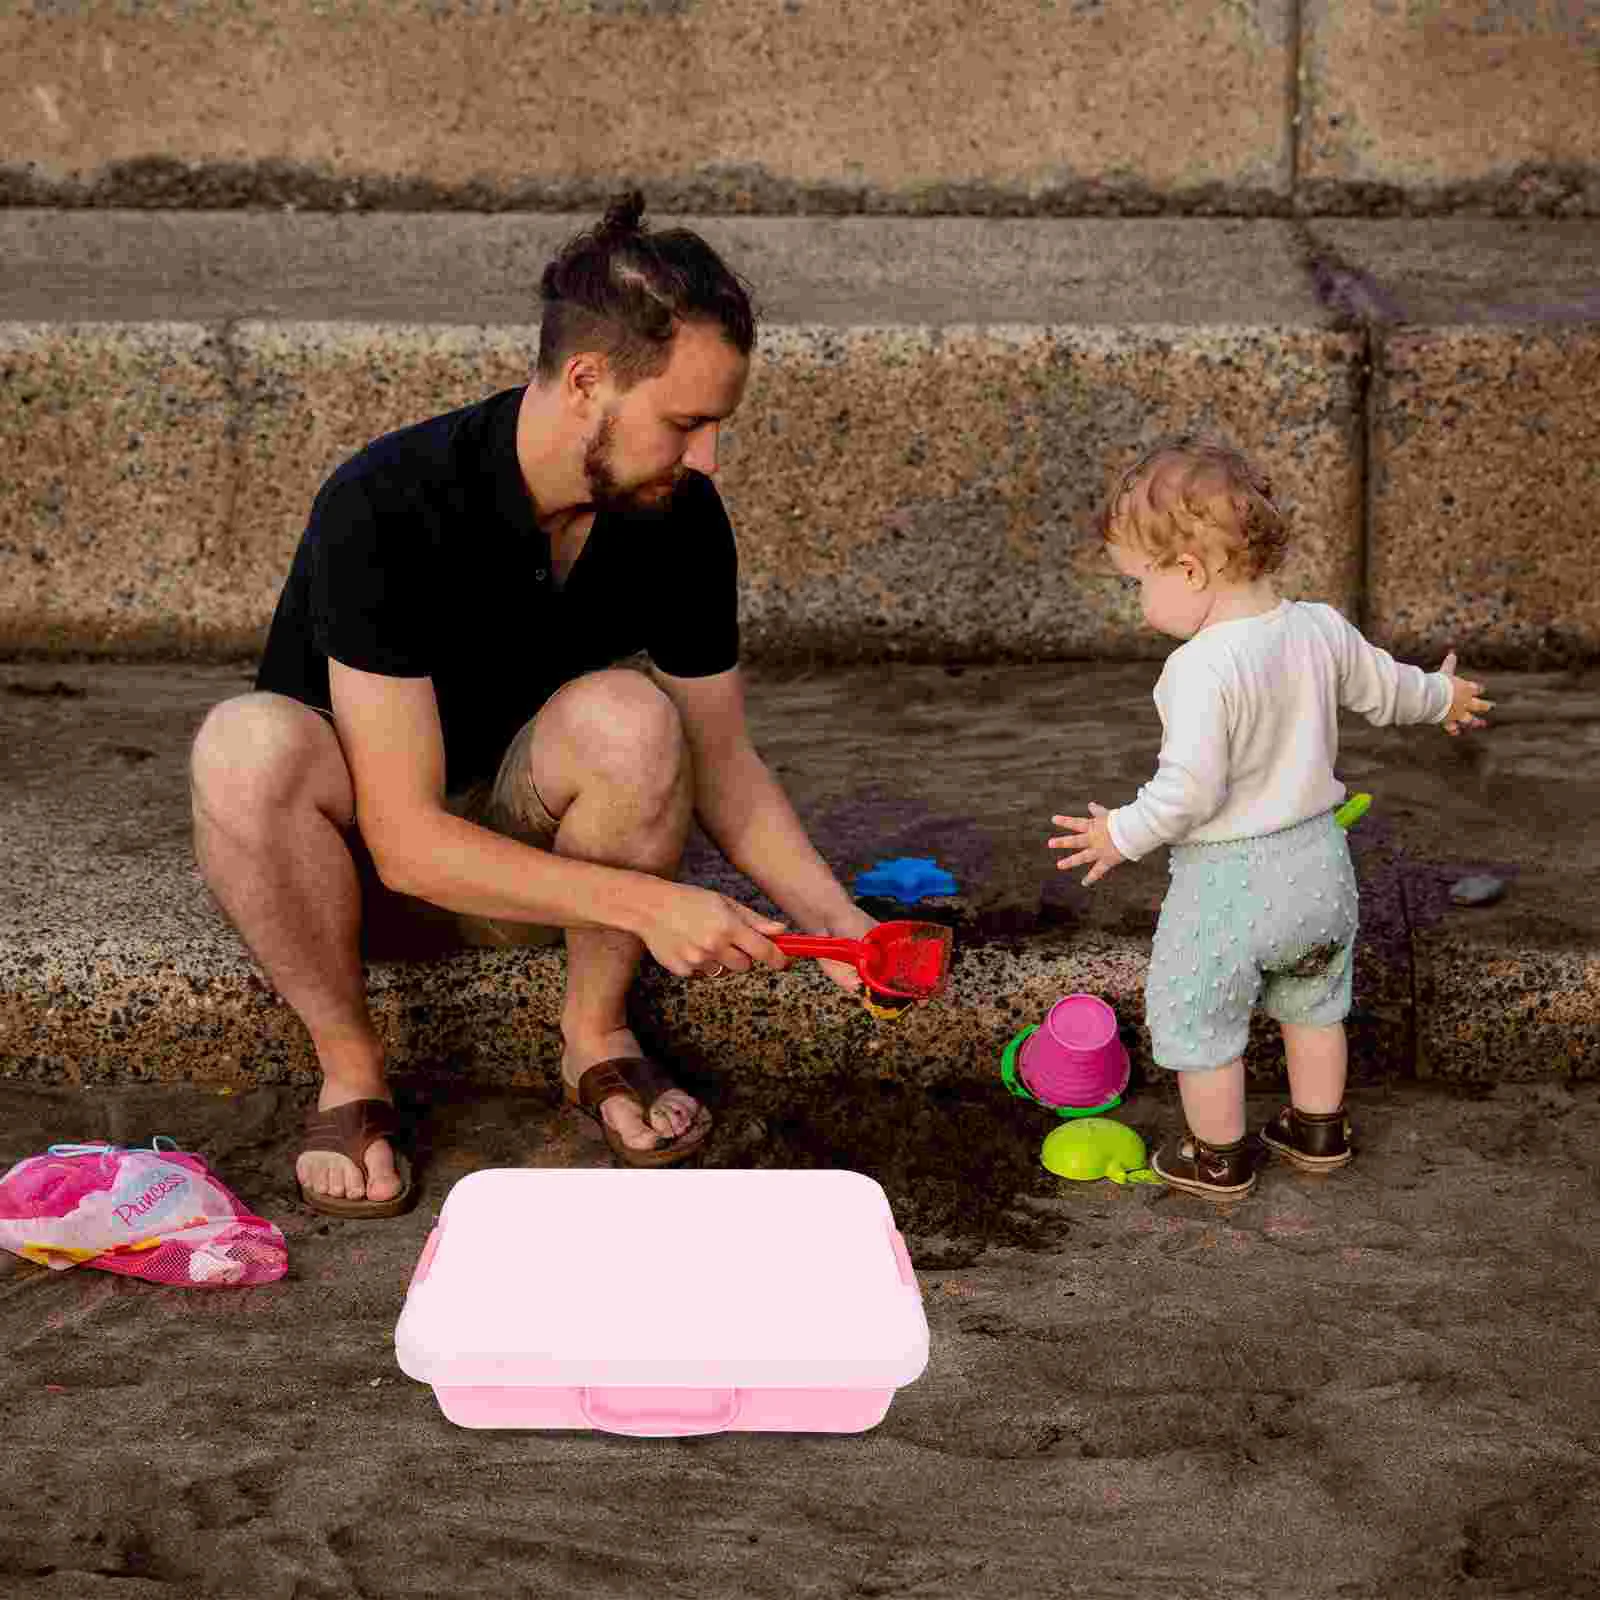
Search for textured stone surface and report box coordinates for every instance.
[0,214,1361,662]
[0,211,590,325]
[213,323,537,647]
[0,0,1293,212]
[3,660,1594,1093]
[1300,0,1600,213]
[0,212,1333,327]
[729,322,1362,663]
[1307,218,1600,324]
[1368,325,1600,667]
[1306,220,1600,667]
[0,322,231,655]
[1409,874,1600,1083]
[121,313,1366,668]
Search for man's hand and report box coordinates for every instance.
[814,903,879,995]
[634,881,790,980]
[1439,650,1494,737]
[1048,801,1128,886]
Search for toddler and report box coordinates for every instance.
[1047,439,1493,1198]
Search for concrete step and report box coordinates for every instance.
[3,213,1597,667]
[3,659,1595,1093]
[4,2,1595,214]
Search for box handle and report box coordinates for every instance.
[886,1221,917,1288]
[578,1386,743,1437]
[407,1225,443,1292]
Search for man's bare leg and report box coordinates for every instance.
[190,693,402,1203]
[524,671,706,1151]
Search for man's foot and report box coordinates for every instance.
[1260,1104,1353,1171]
[1151,1131,1258,1198]
[562,1028,711,1156]
[296,1080,406,1206]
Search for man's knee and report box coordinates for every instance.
[545,669,688,791]
[191,692,352,827]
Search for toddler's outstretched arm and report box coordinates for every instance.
[1327,608,1494,733]
[1048,801,1128,886]
[1439,650,1494,737]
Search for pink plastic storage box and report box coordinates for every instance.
[394,1169,929,1435]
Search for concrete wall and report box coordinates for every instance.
[1301,0,1600,214]
[3,213,1595,668]
[2,3,1596,667]
[0,0,1296,212]
[2,0,1595,213]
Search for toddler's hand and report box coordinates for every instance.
[1048,801,1127,886]
[1439,650,1494,737]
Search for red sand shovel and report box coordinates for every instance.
[773,921,954,1013]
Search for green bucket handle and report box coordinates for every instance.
[1000,1026,1124,1120]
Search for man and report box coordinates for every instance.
[190,191,875,1215]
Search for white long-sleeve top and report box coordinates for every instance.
[1106,600,1455,862]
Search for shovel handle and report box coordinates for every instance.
[772,935,865,961]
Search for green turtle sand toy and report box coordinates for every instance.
[1040,1119,1162,1185]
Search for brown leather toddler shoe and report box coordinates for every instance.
[1151,1131,1258,1198]
[1260,1105,1353,1171]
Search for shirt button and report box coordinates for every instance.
[534,568,547,583]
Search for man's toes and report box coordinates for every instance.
[362,1139,401,1202]
[649,1091,703,1141]
[647,1098,683,1139]
[589,1082,707,1152]
[624,1100,675,1152]
[298,1151,358,1200]
[298,1141,403,1202]
[604,1099,663,1152]
[604,1094,702,1152]
[294,1153,325,1197]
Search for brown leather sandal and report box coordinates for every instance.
[297,1098,415,1218]
[565,1057,714,1168]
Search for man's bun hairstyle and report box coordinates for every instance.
[592,189,647,243]
[537,187,757,390]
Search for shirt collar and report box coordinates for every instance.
[483,385,544,549]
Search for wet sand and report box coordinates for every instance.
[2,1072,1597,1599]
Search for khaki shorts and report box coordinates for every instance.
[312,706,566,960]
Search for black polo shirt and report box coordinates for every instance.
[255,385,740,790]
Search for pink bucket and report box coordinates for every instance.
[1019,994,1130,1110]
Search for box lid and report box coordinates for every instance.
[394,1169,929,1390]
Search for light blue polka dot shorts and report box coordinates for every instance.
[1146,809,1359,1072]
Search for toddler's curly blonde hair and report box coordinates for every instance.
[1099,437,1289,582]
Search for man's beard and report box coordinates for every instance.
[583,411,681,519]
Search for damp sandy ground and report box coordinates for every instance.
[2,1072,1597,1600]
[2,659,1598,1596]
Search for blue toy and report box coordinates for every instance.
[852,857,958,905]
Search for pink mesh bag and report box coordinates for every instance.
[0,1138,287,1287]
